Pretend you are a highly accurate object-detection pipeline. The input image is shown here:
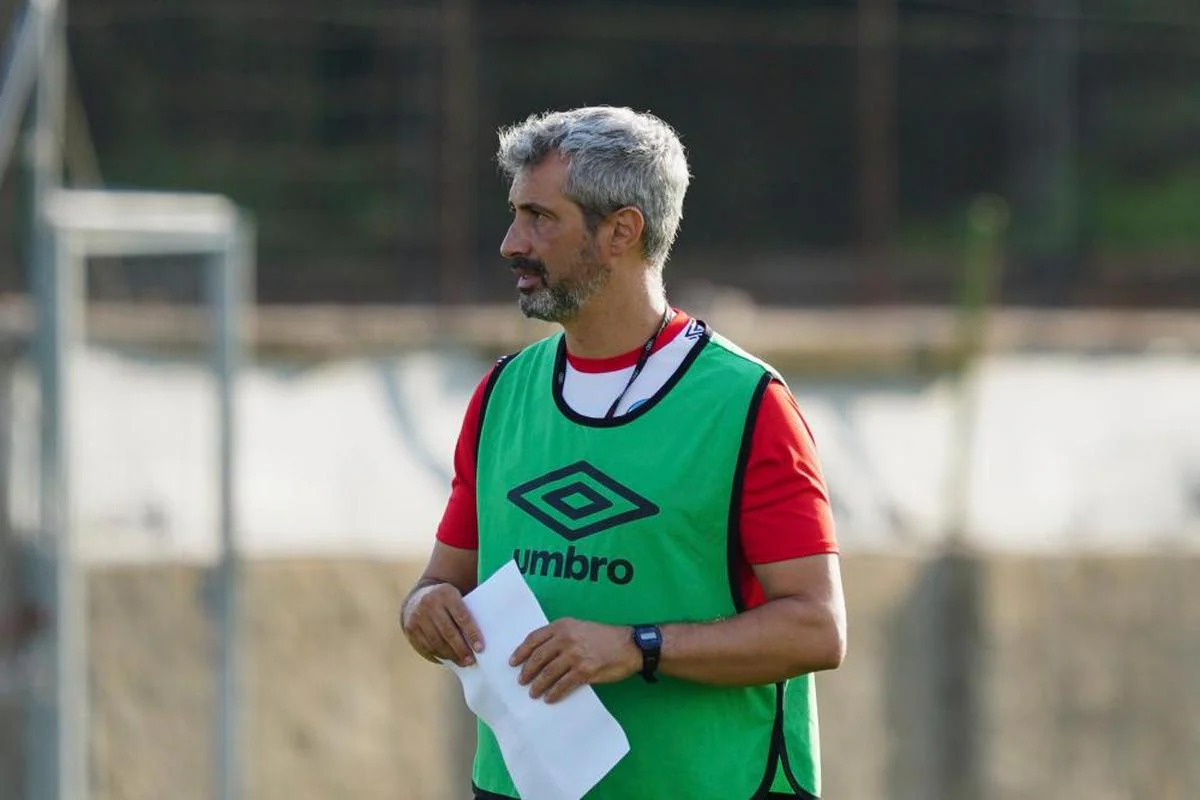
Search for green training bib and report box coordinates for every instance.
[472,326,821,799]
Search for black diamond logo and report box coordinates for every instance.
[507,461,659,541]
[542,482,613,521]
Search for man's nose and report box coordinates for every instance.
[500,222,528,260]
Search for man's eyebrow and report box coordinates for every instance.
[510,201,555,216]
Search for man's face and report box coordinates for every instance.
[501,155,610,323]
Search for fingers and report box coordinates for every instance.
[510,620,638,703]
[514,621,586,704]
[431,605,477,667]
[517,641,585,704]
[400,584,483,667]
[527,656,571,701]
[448,601,484,654]
[543,669,585,704]
[510,625,555,668]
[516,632,559,686]
[406,627,443,664]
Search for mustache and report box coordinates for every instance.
[508,257,546,276]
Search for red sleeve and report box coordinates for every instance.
[736,380,838,607]
[433,366,494,550]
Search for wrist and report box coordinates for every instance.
[631,624,664,683]
[623,627,643,677]
[402,579,446,626]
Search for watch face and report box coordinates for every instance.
[636,627,661,647]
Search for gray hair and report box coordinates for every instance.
[496,106,691,268]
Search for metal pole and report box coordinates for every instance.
[57,232,87,800]
[212,219,249,800]
[27,0,64,246]
[0,1,39,185]
[27,216,62,800]
[29,229,87,800]
[27,0,74,797]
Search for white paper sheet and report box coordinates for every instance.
[444,561,630,800]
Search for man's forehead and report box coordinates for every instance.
[508,154,569,204]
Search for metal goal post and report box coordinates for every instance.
[29,188,253,800]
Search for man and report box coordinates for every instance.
[400,106,845,800]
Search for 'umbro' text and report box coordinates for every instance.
[513,545,634,585]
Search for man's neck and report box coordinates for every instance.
[562,290,670,360]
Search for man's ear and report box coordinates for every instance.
[606,206,646,258]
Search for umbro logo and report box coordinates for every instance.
[506,461,659,541]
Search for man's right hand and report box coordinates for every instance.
[401,581,484,667]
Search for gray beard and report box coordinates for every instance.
[518,253,611,323]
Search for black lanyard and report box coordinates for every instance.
[603,308,674,419]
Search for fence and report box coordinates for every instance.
[1,0,1198,307]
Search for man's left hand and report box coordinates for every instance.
[510,618,641,703]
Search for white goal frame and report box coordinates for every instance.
[31,188,252,800]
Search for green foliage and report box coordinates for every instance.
[1084,165,1200,250]
[898,164,1200,262]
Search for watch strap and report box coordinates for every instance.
[632,624,662,684]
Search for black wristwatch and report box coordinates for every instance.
[631,624,662,684]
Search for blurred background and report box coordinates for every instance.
[0,0,1198,798]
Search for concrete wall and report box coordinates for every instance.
[1,553,1197,800]
[979,556,1200,800]
[7,346,1200,563]
[84,560,454,800]
[817,553,1200,800]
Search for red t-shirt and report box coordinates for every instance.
[436,322,838,609]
